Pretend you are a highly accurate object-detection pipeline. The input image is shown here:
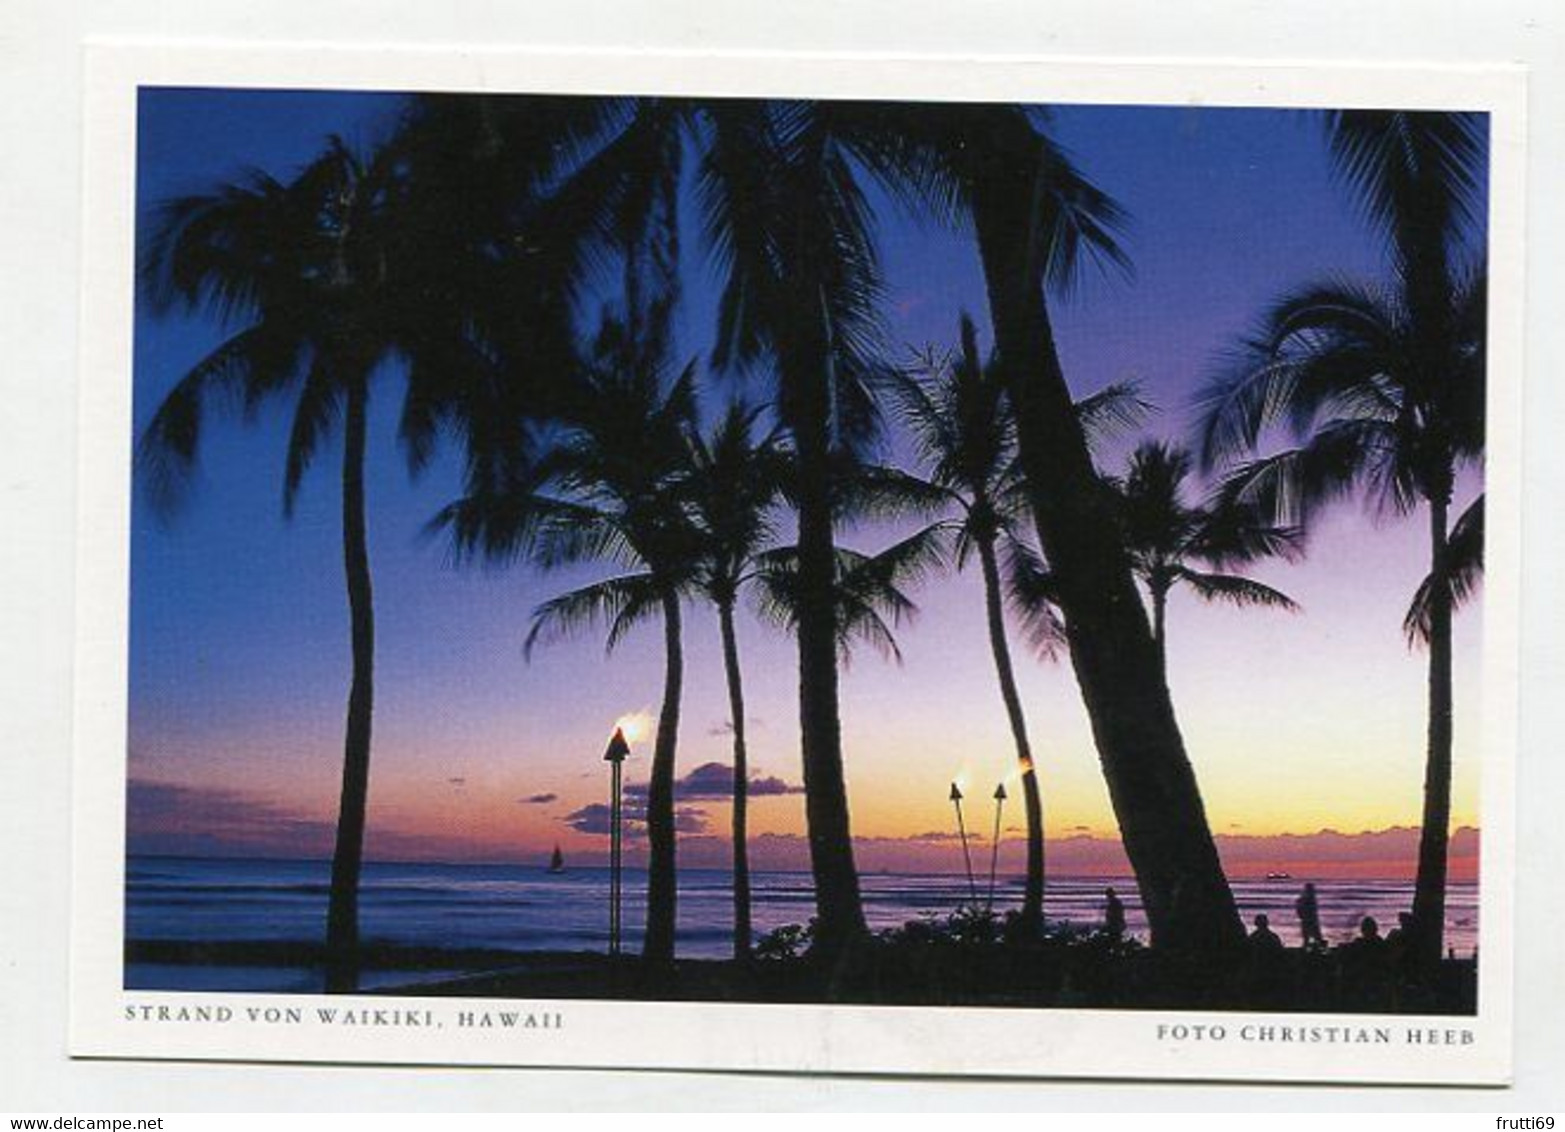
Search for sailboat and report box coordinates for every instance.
[546,844,566,874]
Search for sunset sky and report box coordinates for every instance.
[126,89,1486,878]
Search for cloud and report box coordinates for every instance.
[623,761,803,801]
[561,801,709,836]
[519,792,559,805]
[127,779,339,857]
[1208,825,1481,880]
[706,716,766,738]
[746,774,803,798]
[906,830,985,843]
[126,777,531,863]
[560,803,622,836]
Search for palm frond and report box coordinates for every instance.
[1404,494,1485,645]
[524,571,662,659]
[136,324,308,519]
[698,100,784,376]
[749,528,942,664]
[686,400,790,600]
[828,462,956,525]
[1075,379,1154,448]
[431,488,627,572]
[847,524,953,593]
[1173,566,1300,612]
[139,171,304,325]
[1195,278,1405,472]
[1001,537,1067,659]
[1323,111,1488,262]
[1212,417,1406,528]
[1189,496,1306,568]
[281,361,347,516]
[886,348,963,475]
[1034,133,1135,299]
[1116,440,1197,562]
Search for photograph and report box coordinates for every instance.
[63,45,1522,1084]
[124,83,1489,1008]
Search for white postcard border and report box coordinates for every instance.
[71,42,1526,1084]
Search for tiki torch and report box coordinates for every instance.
[949,781,979,909]
[603,726,631,956]
[987,782,1007,912]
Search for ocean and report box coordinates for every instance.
[124,855,1480,993]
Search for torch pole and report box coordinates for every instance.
[987,783,1007,912]
[950,783,979,910]
[609,758,622,956]
[603,727,631,958]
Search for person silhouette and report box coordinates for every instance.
[1340,915,1391,1008]
[1249,913,1284,953]
[1103,887,1126,941]
[1336,914,1384,961]
[1245,912,1288,1005]
[1295,882,1325,949]
[1386,912,1417,977]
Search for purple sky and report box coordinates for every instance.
[127,90,1487,869]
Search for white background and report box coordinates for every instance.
[3,0,1562,1112]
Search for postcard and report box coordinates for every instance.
[70,43,1524,1083]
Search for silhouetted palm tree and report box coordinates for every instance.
[1198,110,1486,969]
[749,529,946,665]
[684,404,791,960]
[1113,440,1301,683]
[1198,269,1485,969]
[888,313,1148,932]
[405,96,894,956]
[436,314,702,965]
[700,102,901,955]
[138,135,490,992]
[850,105,1246,952]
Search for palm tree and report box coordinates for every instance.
[1113,440,1302,683]
[401,96,893,956]
[683,403,791,960]
[748,530,946,666]
[138,135,490,992]
[887,313,1147,932]
[682,400,943,960]
[700,102,901,956]
[1197,268,1485,970]
[435,314,702,965]
[1197,110,1486,970]
[845,104,1247,953]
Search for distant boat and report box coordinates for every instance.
[1265,871,1292,880]
[547,845,565,874]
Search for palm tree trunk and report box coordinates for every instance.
[790,357,868,958]
[326,378,375,993]
[968,151,1243,955]
[717,600,754,961]
[642,590,684,965]
[975,532,1045,931]
[1151,583,1169,687]
[1411,492,1454,970]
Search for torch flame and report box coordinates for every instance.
[614,711,654,745]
